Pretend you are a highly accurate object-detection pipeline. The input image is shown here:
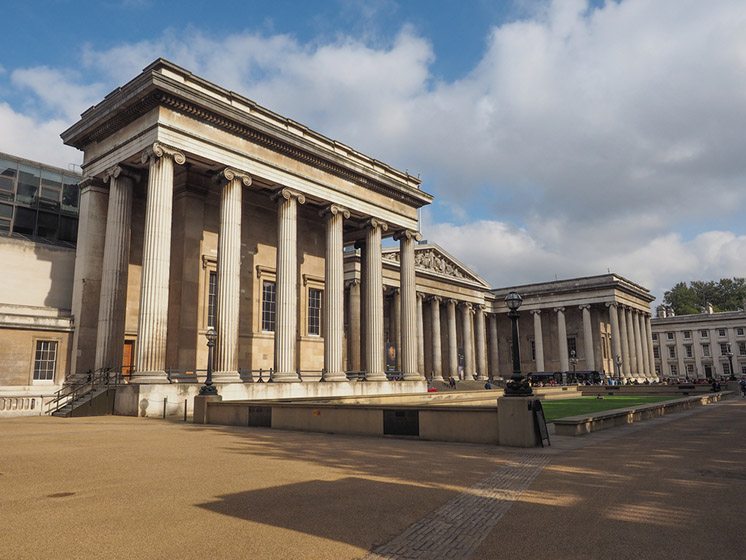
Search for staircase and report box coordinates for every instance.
[47,368,122,417]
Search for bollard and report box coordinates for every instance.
[183,399,187,422]
[163,397,167,419]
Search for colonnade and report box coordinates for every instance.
[606,303,655,378]
[92,142,425,383]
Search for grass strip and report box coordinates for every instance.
[542,396,678,422]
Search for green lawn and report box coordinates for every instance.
[541,396,677,422]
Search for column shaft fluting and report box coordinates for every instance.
[447,299,458,379]
[619,307,631,376]
[632,310,643,377]
[135,144,184,380]
[556,307,569,372]
[532,310,545,371]
[462,303,474,379]
[392,289,401,370]
[273,189,304,382]
[625,308,638,375]
[608,303,622,378]
[416,293,425,377]
[95,166,133,372]
[645,315,656,378]
[488,314,499,379]
[475,305,487,381]
[364,219,387,380]
[398,230,420,380]
[322,205,348,381]
[214,170,248,381]
[430,298,443,381]
[348,280,361,371]
[581,305,595,371]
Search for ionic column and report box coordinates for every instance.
[461,303,474,379]
[430,297,443,381]
[214,169,251,381]
[531,310,545,372]
[134,143,185,381]
[555,307,569,372]
[272,188,305,382]
[632,309,644,377]
[625,307,638,375]
[416,293,425,377]
[447,299,458,378]
[607,303,623,378]
[619,306,631,376]
[322,204,350,381]
[639,312,651,377]
[580,304,595,371]
[488,314,499,379]
[475,304,487,381]
[645,315,656,378]
[391,288,401,370]
[396,229,421,380]
[364,218,387,381]
[347,279,361,372]
[95,165,136,372]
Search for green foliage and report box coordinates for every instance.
[663,278,746,315]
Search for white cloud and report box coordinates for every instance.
[1,0,745,299]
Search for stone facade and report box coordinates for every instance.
[651,308,746,380]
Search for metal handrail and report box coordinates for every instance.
[46,368,122,415]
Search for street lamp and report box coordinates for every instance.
[615,354,623,384]
[504,291,532,396]
[200,327,218,396]
[726,343,735,381]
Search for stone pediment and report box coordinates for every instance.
[382,244,490,288]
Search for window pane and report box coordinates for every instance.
[62,179,79,213]
[13,207,36,235]
[58,216,78,243]
[308,288,322,336]
[207,271,217,327]
[33,340,58,381]
[262,281,276,332]
[17,164,40,205]
[0,158,16,200]
[36,211,58,239]
[0,203,12,219]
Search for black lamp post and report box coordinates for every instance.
[200,327,218,396]
[726,344,735,380]
[504,291,532,396]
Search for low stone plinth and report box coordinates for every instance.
[553,392,729,436]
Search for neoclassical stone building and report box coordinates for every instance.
[0,60,659,416]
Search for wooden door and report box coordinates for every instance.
[122,341,134,379]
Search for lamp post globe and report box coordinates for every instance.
[504,291,532,396]
[200,327,219,396]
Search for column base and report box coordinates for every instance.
[322,371,348,382]
[130,371,169,384]
[212,370,241,383]
[271,372,301,383]
[365,371,388,381]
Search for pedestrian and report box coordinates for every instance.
[448,376,457,389]
[739,378,746,398]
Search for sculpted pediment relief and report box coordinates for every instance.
[382,244,489,287]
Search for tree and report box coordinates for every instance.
[663,278,746,315]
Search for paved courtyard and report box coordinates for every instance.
[1,399,744,560]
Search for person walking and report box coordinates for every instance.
[739,377,746,398]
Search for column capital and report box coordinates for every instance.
[387,287,400,296]
[103,164,140,184]
[78,175,107,193]
[606,301,618,309]
[579,304,592,311]
[474,303,485,312]
[530,309,542,316]
[141,142,186,166]
[272,187,306,205]
[416,291,426,301]
[428,295,442,304]
[345,278,361,289]
[460,301,474,312]
[446,298,457,307]
[364,217,389,232]
[215,167,252,187]
[393,229,422,242]
[320,204,350,219]
[553,306,566,313]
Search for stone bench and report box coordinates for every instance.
[552,392,730,436]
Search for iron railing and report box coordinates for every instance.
[45,367,123,416]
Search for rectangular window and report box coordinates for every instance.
[653,346,660,359]
[668,346,676,359]
[307,288,322,336]
[16,165,40,205]
[700,330,709,338]
[0,202,12,232]
[742,365,746,375]
[207,271,217,328]
[737,327,745,336]
[0,158,16,201]
[61,179,79,213]
[718,328,726,337]
[702,344,710,357]
[683,330,691,339]
[261,281,276,332]
[567,336,577,358]
[723,362,732,376]
[720,343,730,355]
[667,332,674,340]
[739,342,746,356]
[655,365,661,375]
[670,364,678,376]
[58,216,78,243]
[652,333,658,341]
[685,344,693,358]
[13,206,35,236]
[686,363,694,374]
[33,340,57,381]
[35,211,58,240]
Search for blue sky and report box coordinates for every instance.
[1,0,745,300]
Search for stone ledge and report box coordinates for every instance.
[553,392,729,436]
